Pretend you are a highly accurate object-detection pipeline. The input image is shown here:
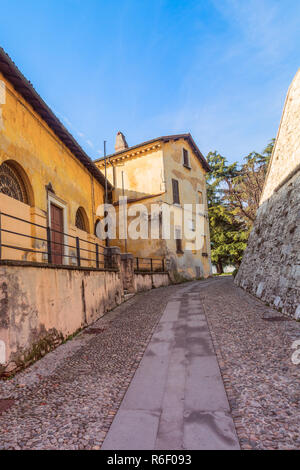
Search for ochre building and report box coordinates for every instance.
[0,48,110,267]
[95,132,212,279]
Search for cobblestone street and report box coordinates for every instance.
[202,278,300,450]
[0,277,299,450]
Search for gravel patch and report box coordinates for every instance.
[0,284,183,450]
[199,277,300,450]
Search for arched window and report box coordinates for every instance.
[75,207,89,232]
[0,161,29,203]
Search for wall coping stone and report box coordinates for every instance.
[121,253,134,260]
[0,260,118,272]
[134,270,168,275]
[108,246,121,255]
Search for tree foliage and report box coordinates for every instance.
[207,139,274,273]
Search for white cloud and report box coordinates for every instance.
[212,0,300,64]
[86,139,94,148]
[141,0,299,162]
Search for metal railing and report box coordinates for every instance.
[0,211,114,270]
[134,257,166,273]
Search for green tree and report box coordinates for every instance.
[206,139,274,273]
[207,152,248,273]
[225,139,274,226]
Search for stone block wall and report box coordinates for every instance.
[236,69,300,318]
[235,171,300,317]
[261,69,300,203]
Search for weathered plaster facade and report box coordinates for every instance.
[0,49,173,377]
[0,68,107,263]
[0,250,170,377]
[235,69,300,318]
[0,263,123,375]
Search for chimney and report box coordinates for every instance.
[115,131,128,152]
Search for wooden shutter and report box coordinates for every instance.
[175,228,183,253]
[172,179,180,204]
[183,149,189,167]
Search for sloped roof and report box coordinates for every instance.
[95,133,211,172]
[0,47,112,190]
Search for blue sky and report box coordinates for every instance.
[0,0,299,162]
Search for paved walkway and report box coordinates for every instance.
[1,277,299,450]
[0,283,182,450]
[102,281,240,450]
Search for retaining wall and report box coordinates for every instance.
[0,251,170,376]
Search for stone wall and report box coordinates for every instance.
[261,69,300,203]
[235,171,300,317]
[235,69,300,318]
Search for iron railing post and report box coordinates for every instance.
[150,258,153,272]
[162,259,164,272]
[76,237,81,267]
[96,243,99,269]
[136,257,139,271]
[47,226,52,264]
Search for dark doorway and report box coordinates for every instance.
[50,203,64,265]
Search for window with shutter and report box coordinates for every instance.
[172,179,180,204]
[183,148,190,168]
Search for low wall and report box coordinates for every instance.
[0,252,171,377]
[134,272,170,292]
[0,263,123,376]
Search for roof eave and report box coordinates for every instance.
[95,133,211,173]
[0,47,112,190]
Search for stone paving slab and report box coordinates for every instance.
[183,410,240,450]
[102,409,161,451]
[102,281,240,450]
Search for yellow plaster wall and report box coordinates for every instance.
[162,139,211,278]
[109,196,166,260]
[96,146,165,201]
[0,73,105,261]
[98,138,211,279]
